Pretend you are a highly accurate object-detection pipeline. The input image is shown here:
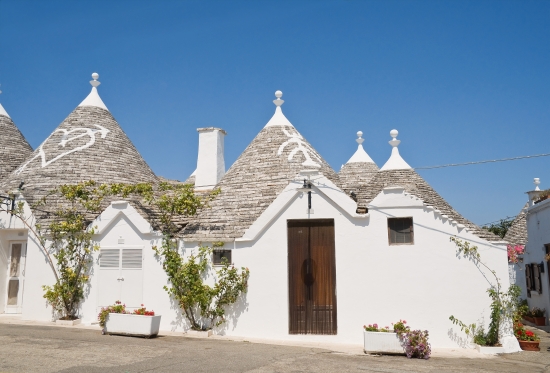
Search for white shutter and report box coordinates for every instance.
[122,249,142,269]
[100,248,120,268]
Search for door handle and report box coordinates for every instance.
[117,277,124,281]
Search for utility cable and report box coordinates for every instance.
[414,153,550,170]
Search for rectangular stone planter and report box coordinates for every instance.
[363,331,405,355]
[475,344,505,354]
[104,313,161,338]
[56,319,81,326]
[187,329,213,337]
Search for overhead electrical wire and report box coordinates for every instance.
[414,152,550,170]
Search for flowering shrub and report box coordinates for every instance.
[526,307,545,318]
[98,300,127,327]
[514,322,539,341]
[403,330,431,359]
[392,320,431,359]
[507,245,524,264]
[364,323,390,332]
[133,304,155,316]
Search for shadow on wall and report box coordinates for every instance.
[214,288,249,336]
[447,327,472,349]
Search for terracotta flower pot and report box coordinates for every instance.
[523,316,535,323]
[518,340,540,352]
[533,317,546,326]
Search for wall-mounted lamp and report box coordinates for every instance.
[297,170,318,211]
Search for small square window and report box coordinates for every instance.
[213,250,232,265]
[388,217,414,245]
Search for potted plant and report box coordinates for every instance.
[363,322,403,355]
[514,322,540,351]
[98,301,161,338]
[363,320,431,359]
[531,308,546,326]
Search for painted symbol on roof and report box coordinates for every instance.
[277,127,321,168]
[15,124,110,174]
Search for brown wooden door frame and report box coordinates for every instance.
[287,219,337,335]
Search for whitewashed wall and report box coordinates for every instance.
[185,187,509,348]
[523,198,550,312]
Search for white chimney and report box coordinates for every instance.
[194,127,226,190]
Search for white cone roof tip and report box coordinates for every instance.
[380,129,412,171]
[264,90,294,128]
[78,73,109,111]
[0,102,10,118]
[346,131,375,164]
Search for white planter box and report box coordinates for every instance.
[475,344,505,354]
[364,331,405,355]
[56,319,81,326]
[104,314,161,338]
[187,329,213,337]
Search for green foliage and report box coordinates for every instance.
[449,237,524,346]
[482,219,514,239]
[98,300,127,327]
[153,239,249,330]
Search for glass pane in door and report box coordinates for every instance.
[9,244,22,277]
[7,279,19,305]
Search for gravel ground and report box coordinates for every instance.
[0,323,549,373]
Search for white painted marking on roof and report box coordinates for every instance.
[380,129,411,170]
[278,127,321,168]
[15,124,110,174]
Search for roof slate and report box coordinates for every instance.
[357,169,502,242]
[0,113,33,180]
[182,123,341,241]
[1,105,157,225]
[503,203,528,245]
[339,162,379,195]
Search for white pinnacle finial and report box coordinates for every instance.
[534,178,541,191]
[356,131,364,145]
[389,129,400,147]
[273,90,284,106]
[90,72,101,88]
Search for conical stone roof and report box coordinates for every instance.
[183,91,341,241]
[0,104,33,180]
[503,203,528,246]
[339,131,379,194]
[1,74,157,223]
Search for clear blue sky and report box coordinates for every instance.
[1,0,548,226]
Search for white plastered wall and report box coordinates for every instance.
[523,198,550,312]
[185,186,509,348]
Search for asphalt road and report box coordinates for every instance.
[1,324,550,373]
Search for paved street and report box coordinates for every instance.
[1,323,550,373]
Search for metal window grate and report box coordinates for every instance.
[388,217,414,244]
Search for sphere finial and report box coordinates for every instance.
[389,129,400,147]
[273,90,284,107]
[90,72,101,88]
[356,131,364,145]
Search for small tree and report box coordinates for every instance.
[482,219,513,239]
[140,182,249,331]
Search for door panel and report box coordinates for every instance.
[98,247,143,308]
[5,242,26,313]
[288,220,337,335]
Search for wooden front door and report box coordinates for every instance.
[287,219,337,334]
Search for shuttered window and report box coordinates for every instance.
[534,263,543,294]
[100,248,120,268]
[388,217,414,245]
